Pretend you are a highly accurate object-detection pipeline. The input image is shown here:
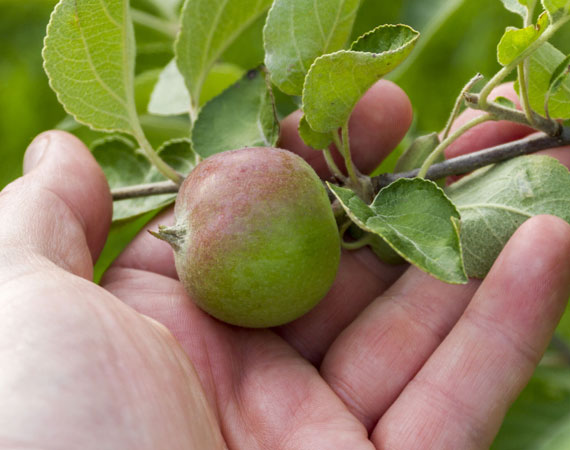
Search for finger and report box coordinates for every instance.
[0,131,112,279]
[275,249,405,364]
[279,80,413,178]
[103,268,376,449]
[320,267,480,431]
[445,83,535,160]
[372,215,570,449]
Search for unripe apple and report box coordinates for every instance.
[154,147,340,328]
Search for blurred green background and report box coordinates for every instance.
[2,0,570,447]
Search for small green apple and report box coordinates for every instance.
[154,147,340,328]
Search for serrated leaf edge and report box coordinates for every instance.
[301,24,419,131]
[349,23,420,51]
[42,0,138,135]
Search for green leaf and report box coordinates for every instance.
[148,59,190,116]
[520,42,570,118]
[302,24,419,133]
[542,0,570,22]
[148,59,244,116]
[298,116,333,150]
[497,13,548,66]
[175,0,273,115]
[263,0,361,96]
[93,137,197,221]
[43,0,139,134]
[221,13,267,70]
[446,155,570,278]
[200,63,246,106]
[329,179,467,284]
[394,132,441,173]
[191,69,279,159]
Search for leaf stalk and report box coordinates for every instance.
[132,126,185,185]
[323,147,347,182]
[465,93,562,136]
[441,73,484,139]
[418,114,494,178]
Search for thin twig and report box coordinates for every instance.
[372,129,570,191]
[465,93,562,136]
[418,113,494,178]
[112,181,179,200]
[442,73,484,140]
[112,129,570,201]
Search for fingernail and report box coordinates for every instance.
[24,133,50,173]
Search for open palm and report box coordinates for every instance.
[1,82,569,450]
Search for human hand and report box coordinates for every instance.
[1,82,569,450]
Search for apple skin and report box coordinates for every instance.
[162,147,340,328]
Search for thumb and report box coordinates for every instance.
[0,130,112,280]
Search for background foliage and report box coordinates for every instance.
[1,0,570,446]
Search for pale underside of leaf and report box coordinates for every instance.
[43,0,138,134]
[148,59,244,116]
[446,155,570,278]
[148,59,191,116]
[175,0,273,113]
[302,24,419,133]
[329,179,467,284]
[263,0,361,96]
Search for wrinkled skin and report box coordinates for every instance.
[0,82,569,449]
[159,147,340,328]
